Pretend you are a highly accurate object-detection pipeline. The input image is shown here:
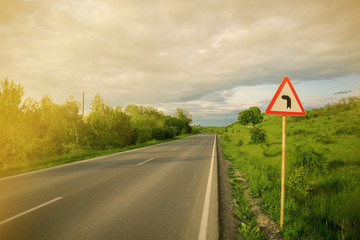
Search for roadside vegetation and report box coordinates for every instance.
[218,96,360,239]
[0,79,197,177]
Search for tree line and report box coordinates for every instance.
[0,79,193,170]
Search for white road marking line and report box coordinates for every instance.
[0,197,63,226]
[171,148,178,151]
[198,134,216,240]
[137,158,155,166]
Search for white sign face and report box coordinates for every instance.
[266,77,305,115]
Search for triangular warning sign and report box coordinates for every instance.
[265,76,305,115]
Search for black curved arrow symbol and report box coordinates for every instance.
[281,95,291,109]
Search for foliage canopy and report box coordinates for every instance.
[238,107,263,126]
[0,79,195,171]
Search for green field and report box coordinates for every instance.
[219,96,360,239]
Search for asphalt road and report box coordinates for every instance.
[0,133,218,240]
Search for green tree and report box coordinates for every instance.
[60,97,84,154]
[163,115,184,137]
[88,94,132,149]
[125,104,165,143]
[111,106,131,147]
[0,79,25,167]
[87,93,115,149]
[174,108,192,133]
[238,107,263,126]
[0,79,24,118]
[249,126,267,144]
[36,95,65,156]
[0,80,197,171]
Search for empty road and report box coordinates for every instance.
[0,133,218,240]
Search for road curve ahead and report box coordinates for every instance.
[0,133,218,240]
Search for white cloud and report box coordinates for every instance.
[0,0,359,125]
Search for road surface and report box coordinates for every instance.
[0,133,218,240]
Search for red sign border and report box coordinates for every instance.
[265,76,306,116]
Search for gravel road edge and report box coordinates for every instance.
[217,135,238,240]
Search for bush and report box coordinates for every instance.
[294,145,328,173]
[151,127,164,140]
[288,166,313,201]
[129,128,139,145]
[261,143,281,157]
[335,125,360,135]
[191,127,200,134]
[289,128,314,136]
[327,159,345,170]
[312,175,346,194]
[316,133,335,144]
[249,126,267,144]
[238,107,263,126]
[222,133,230,142]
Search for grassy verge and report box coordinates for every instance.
[218,99,360,239]
[0,134,195,178]
[228,163,266,240]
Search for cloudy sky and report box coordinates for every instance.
[1,0,359,126]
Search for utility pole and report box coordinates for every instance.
[82,92,85,115]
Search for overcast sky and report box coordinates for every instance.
[1,0,359,126]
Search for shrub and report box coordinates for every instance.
[238,107,263,126]
[335,125,360,135]
[294,145,328,173]
[237,139,244,146]
[288,166,313,201]
[261,144,281,157]
[316,133,335,144]
[289,128,314,136]
[249,126,267,144]
[222,133,230,142]
[247,172,269,198]
[312,175,345,194]
[191,127,200,134]
[327,159,345,170]
[181,128,188,135]
[164,127,175,139]
[151,127,164,140]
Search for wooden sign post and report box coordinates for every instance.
[280,115,286,227]
[265,76,305,229]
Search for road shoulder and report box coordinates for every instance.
[217,135,238,239]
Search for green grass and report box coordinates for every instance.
[228,164,266,240]
[0,133,195,178]
[219,98,360,239]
